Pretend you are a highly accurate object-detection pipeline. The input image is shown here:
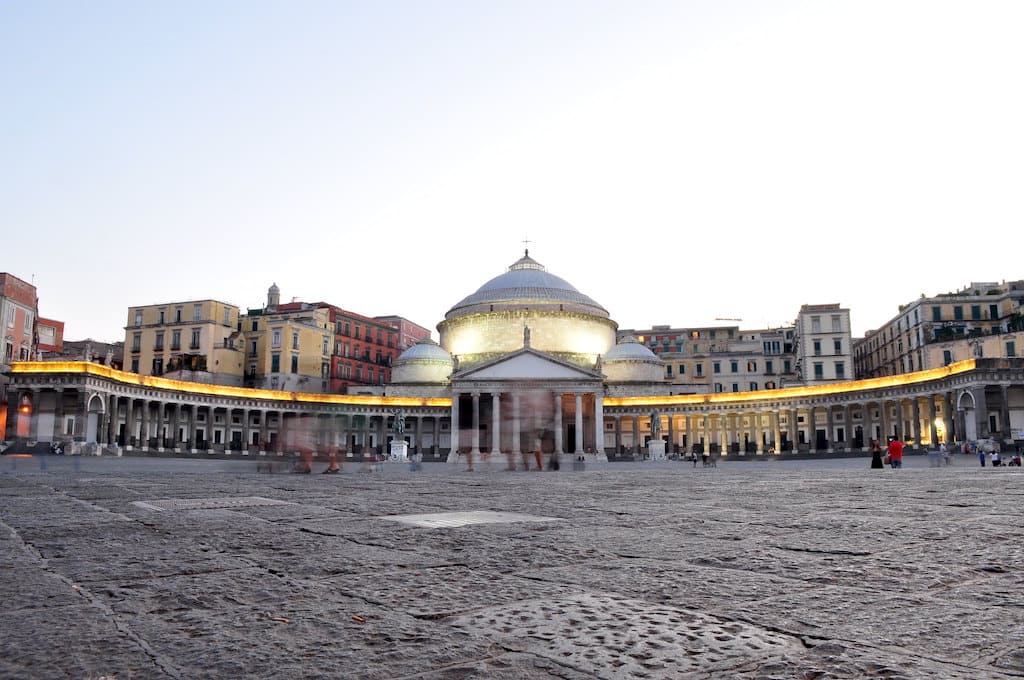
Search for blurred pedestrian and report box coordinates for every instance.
[887,436,904,469]
[870,439,884,469]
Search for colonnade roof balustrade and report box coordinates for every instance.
[8,362,449,408]
[9,360,982,409]
[602,360,978,407]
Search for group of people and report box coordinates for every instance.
[870,437,904,469]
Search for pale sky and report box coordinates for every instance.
[3,1,1022,343]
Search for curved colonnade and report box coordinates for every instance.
[5,359,1024,460]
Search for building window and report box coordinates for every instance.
[355,325,361,340]
[154,332,164,351]
[954,306,963,321]
[666,365,673,377]
[175,307,182,323]
[943,350,953,365]
[191,328,200,349]
[193,304,202,322]
[132,333,141,352]
[134,310,143,326]
[813,362,824,379]
[158,309,165,324]
[765,360,774,374]
[931,306,941,322]
[272,329,281,348]
[835,362,845,379]
[749,382,758,391]
[831,315,841,332]
[290,355,298,373]
[1007,341,1017,357]
[747,361,756,372]
[292,331,299,350]
[251,320,258,332]
[678,364,685,375]
[783,359,792,373]
[152,357,163,374]
[130,357,139,372]
[696,363,703,377]
[971,305,981,320]
[223,308,230,325]
[714,383,723,393]
[322,337,329,355]
[811,316,821,333]
[731,383,739,392]
[730,360,738,373]
[834,338,842,354]
[990,304,999,320]
[249,339,257,357]
[271,353,280,373]
[713,362,721,374]
[171,330,181,350]
[813,340,821,356]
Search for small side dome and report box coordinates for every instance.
[602,335,664,382]
[391,339,454,384]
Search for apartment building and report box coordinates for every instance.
[124,300,244,385]
[374,314,433,352]
[36,317,64,359]
[242,300,331,392]
[854,281,1024,379]
[620,323,801,394]
[0,273,39,437]
[793,304,854,384]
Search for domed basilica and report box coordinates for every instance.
[391,250,664,460]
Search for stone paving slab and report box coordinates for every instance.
[1,455,1023,679]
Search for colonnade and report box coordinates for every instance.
[5,359,1024,459]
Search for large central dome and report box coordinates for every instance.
[438,251,618,369]
[444,251,610,320]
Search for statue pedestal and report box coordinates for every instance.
[389,440,409,462]
[648,439,667,461]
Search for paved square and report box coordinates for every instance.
[1,454,1022,679]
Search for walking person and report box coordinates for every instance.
[887,436,904,469]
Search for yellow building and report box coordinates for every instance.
[241,298,332,393]
[124,300,244,386]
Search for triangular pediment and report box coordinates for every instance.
[456,349,600,381]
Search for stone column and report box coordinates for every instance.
[917,393,925,446]
[771,410,781,453]
[701,414,710,453]
[140,400,151,450]
[486,395,497,455]
[574,393,584,455]
[1000,385,1011,441]
[842,404,852,449]
[448,392,460,463]
[667,412,675,453]
[470,392,481,456]
[942,392,954,444]
[415,412,424,455]
[553,392,563,454]
[753,410,763,454]
[789,408,799,450]
[631,415,640,456]
[614,414,622,456]
[825,405,834,452]
[594,395,605,459]
[107,395,118,446]
[511,392,521,455]
[52,388,64,441]
[125,398,137,448]
[881,399,892,441]
[926,395,937,448]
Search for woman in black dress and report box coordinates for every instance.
[870,439,884,469]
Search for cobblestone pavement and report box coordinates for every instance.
[2,453,1022,679]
